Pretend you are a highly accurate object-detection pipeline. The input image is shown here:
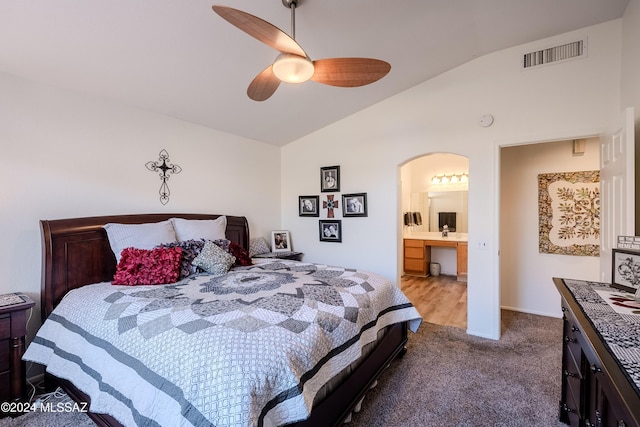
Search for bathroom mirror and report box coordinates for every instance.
[409,191,468,233]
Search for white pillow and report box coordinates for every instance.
[171,216,227,241]
[103,220,177,263]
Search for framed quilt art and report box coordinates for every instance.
[538,170,599,256]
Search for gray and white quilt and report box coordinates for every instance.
[24,259,421,427]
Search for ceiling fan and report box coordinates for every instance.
[212,1,391,101]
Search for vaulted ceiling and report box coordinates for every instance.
[0,0,629,146]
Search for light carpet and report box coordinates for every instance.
[349,310,564,427]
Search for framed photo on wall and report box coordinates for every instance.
[342,193,367,217]
[319,220,342,242]
[320,166,340,192]
[612,248,640,292]
[299,195,320,217]
[271,230,291,252]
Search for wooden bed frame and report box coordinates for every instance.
[39,213,408,427]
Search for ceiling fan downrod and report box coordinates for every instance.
[282,0,299,40]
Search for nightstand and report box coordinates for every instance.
[253,251,304,261]
[0,294,35,405]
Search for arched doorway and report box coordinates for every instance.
[400,153,469,329]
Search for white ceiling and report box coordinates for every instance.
[0,0,629,146]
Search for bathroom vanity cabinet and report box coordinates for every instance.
[403,235,467,281]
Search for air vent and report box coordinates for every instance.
[523,39,586,69]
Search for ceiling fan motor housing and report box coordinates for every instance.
[272,53,314,83]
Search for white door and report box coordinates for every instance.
[600,107,635,282]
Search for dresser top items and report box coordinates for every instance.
[563,279,640,395]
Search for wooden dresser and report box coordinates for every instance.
[554,278,640,427]
[0,294,34,405]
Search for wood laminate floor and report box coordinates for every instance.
[401,274,467,329]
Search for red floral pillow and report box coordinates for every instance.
[228,242,252,266]
[112,247,182,286]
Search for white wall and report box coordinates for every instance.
[0,72,281,339]
[500,139,601,316]
[622,0,640,114]
[281,20,622,339]
[621,0,640,232]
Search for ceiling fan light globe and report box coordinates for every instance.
[272,54,314,84]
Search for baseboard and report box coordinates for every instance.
[467,308,561,339]
[466,328,499,340]
[501,306,562,319]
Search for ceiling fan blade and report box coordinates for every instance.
[212,5,306,57]
[310,58,391,87]
[247,66,281,101]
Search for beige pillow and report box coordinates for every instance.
[171,216,227,241]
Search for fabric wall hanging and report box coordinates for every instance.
[538,170,599,256]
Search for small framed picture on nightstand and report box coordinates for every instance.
[271,231,291,253]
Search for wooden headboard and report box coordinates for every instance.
[40,213,249,320]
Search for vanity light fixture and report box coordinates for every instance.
[431,173,469,185]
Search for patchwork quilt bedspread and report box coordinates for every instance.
[24,259,421,427]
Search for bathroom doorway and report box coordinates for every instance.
[400,153,469,329]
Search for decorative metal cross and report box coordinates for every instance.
[145,149,182,205]
[323,195,339,218]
